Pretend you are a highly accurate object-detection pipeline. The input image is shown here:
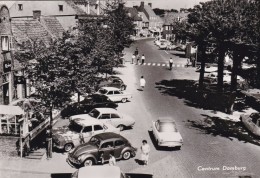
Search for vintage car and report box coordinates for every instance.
[240,112,260,137]
[151,118,183,149]
[97,76,127,91]
[67,132,137,167]
[52,117,120,152]
[96,87,132,103]
[71,108,135,131]
[60,94,118,117]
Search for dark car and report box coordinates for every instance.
[67,132,137,167]
[60,94,118,118]
[97,76,127,91]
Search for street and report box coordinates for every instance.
[1,39,260,178]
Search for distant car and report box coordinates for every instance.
[96,87,132,103]
[60,94,118,118]
[158,41,169,50]
[71,108,135,131]
[155,39,168,46]
[240,112,260,137]
[97,76,127,91]
[151,118,183,149]
[174,44,186,51]
[166,44,177,50]
[52,117,120,152]
[67,132,137,167]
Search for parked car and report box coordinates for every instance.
[240,112,260,137]
[97,76,127,91]
[96,87,132,103]
[174,44,186,51]
[205,71,244,84]
[52,117,120,152]
[71,108,135,131]
[60,94,118,118]
[67,132,137,167]
[158,41,169,50]
[166,43,177,50]
[151,118,183,149]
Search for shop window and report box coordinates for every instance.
[1,36,9,51]
[18,4,23,11]
[59,5,63,12]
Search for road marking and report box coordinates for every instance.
[164,50,169,54]
[177,64,180,67]
[135,63,187,68]
[152,63,156,66]
[157,64,161,66]
[182,64,185,67]
[143,63,146,65]
[147,63,151,66]
[172,64,175,67]
[162,64,165,66]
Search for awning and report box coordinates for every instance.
[0,105,24,115]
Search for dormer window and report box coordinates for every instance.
[59,5,63,12]
[18,4,23,11]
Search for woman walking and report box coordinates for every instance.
[140,76,146,91]
[140,140,150,166]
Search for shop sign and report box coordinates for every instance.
[3,60,11,73]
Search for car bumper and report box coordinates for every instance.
[67,155,81,167]
[158,142,183,147]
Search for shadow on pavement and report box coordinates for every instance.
[185,115,260,146]
[126,173,153,178]
[51,173,72,178]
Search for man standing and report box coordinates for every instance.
[140,140,150,166]
[136,54,140,65]
[141,54,145,65]
[140,76,146,91]
[169,57,173,70]
[134,47,139,56]
[132,53,136,64]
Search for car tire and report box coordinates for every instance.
[120,85,126,91]
[64,143,74,152]
[83,158,94,166]
[122,151,131,160]
[121,98,127,103]
[117,124,125,131]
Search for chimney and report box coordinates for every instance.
[140,1,144,8]
[33,10,41,20]
[148,3,152,8]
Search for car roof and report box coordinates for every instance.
[95,132,124,141]
[71,115,102,126]
[78,166,121,178]
[94,108,119,113]
[100,87,120,91]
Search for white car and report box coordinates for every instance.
[71,108,135,131]
[240,112,260,137]
[52,117,120,152]
[96,87,132,103]
[152,118,183,149]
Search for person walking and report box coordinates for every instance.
[134,47,139,56]
[139,76,146,91]
[141,54,145,65]
[169,57,173,70]
[140,140,150,166]
[136,54,140,65]
[108,152,116,166]
[132,54,136,64]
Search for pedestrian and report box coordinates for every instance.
[140,140,150,166]
[136,54,140,65]
[140,76,146,91]
[169,57,173,70]
[98,152,104,165]
[108,152,116,166]
[135,47,139,56]
[132,54,136,64]
[141,54,145,65]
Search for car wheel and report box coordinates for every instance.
[117,124,125,131]
[122,151,131,160]
[64,143,74,152]
[120,85,126,91]
[121,98,127,103]
[84,158,94,166]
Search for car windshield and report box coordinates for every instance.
[98,88,108,94]
[90,136,101,147]
[88,109,100,118]
[68,121,82,133]
[159,122,178,132]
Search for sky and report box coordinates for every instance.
[124,0,210,10]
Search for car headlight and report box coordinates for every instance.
[77,154,85,161]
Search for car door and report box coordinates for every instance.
[114,139,125,159]
[113,90,122,101]
[93,124,105,135]
[81,126,93,143]
[106,90,116,101]
[99,113,112,125]
[99,141,115,161]
[110,113,121,127]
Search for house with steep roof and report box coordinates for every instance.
[125,7,142,36]
[8,1,86,30]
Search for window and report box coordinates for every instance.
[82,126,92,133]
[18,4,23,11]
[94,125,103,131]
[59,5,63,12]
[111,114,120,119]
[114,91,120,94]
[107,91,113,95]
[100,114,110,119]
[101,141,114,148]
[115,140,124,147]
[1,36,9,51]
